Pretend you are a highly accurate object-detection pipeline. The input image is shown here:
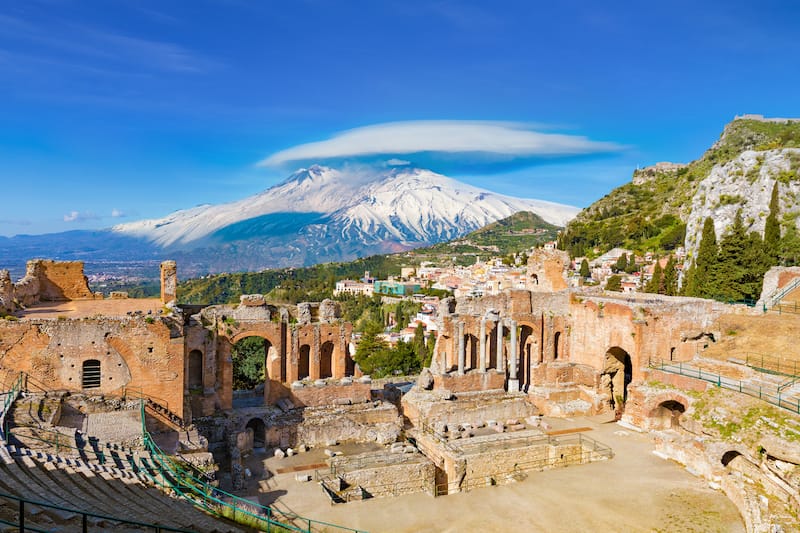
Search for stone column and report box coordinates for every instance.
[457,321,466,375]
[496,319,504,373]
[479,319,487,373]
[160,260,177,305]
[508,320,519,393]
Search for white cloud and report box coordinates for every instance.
[259,120,622,167]
[63,211,98,222]
[386,158,411,166]
[111,208,126,218]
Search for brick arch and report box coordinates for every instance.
[644,392,690,430]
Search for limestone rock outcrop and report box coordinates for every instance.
[685,148,800,260]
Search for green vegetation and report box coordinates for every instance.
[604,274,622,292]
[231,336,266,390]
[558,118,800,258]
[353,321,430,378]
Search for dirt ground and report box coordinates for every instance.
[705,312,800,364]
[250,415,744,533]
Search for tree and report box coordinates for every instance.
[764,182,781,264]
[231,337,266,390]
[625,254,638,274]
[605,275,622,292]
[662,256,677,296]
[412,323,428,366]
[713,210,750,301]
[780,224,800,266]
[645,260,663,293]
[686,217,718,298]
[614,253,628,273]
[579,258,590,279]
[354,320,389,374]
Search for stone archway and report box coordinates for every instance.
[649,399,686,430]
[246,418,267,449]
[188,349,203,390]
[320,341,334,379]
[721,450,743,467]
[602,346,633,411]
[298,345,311,380]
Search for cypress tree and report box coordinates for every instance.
[662,256,677,296]
[579,258,590,279]
[605,275,622,292]
[691,217,718,298]
[646,260,663,293]
[764,182,781,264]
[614,253,628,273]
[713,210,748,301]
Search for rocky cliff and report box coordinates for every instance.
[559,116,800,262]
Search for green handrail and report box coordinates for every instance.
[139,401,367,533]
[1,371,24,438]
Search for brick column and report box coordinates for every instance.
[508,319,519,392]
[457,321,465,375]
[479,318,487,373]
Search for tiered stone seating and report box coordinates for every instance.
[0,448,243,532]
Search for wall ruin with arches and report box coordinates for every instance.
[431,288,730,416]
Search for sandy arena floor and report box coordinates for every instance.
[242,414,744,533]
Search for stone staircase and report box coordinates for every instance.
[0,444,243,532]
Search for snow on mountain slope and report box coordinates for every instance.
[113,165,579,248]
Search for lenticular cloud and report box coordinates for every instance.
[259,120,621,167]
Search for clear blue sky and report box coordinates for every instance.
[2,0,799,236]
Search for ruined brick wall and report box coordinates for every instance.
[36,260,95,300]
[527,248,570,292]
[0,315,185,418]
[567,294,723,382]
[0,271,13,314]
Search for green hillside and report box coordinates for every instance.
[178,211,558,304]
[558,118,800,258]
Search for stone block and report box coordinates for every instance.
[286,448,295,457]
[274,449,285,459]
[240,294,266,307]
[313,379,326,387]
[295,474,312,482]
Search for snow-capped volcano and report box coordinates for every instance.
[113,165,578,248]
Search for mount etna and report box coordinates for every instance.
[0,165,578,278]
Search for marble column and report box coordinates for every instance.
[457,321,466,375]
[508,319,519,393]
[495,319,504,373]
[479,319,487,373]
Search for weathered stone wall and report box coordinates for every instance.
[402,389,535,429]
[0,315,185,418]
[339,457,435,497]
[289,382,371,407]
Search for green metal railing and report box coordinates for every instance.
[139,401,366,533]
[650,358,800,414]
[1,371,24,439]
[764,277,800,312]
[0,489,198,532]
[743,352,800,378]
